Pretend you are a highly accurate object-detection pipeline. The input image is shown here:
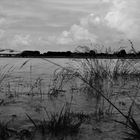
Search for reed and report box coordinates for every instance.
[0,121,10,140]
[26,104,85,137]
[115,82,140,140]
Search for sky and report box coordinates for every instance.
[0,0,140,52]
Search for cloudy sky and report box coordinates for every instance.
[0,0,140,52]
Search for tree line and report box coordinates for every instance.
[1,49,140,58]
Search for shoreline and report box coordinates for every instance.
[0,55,140,59]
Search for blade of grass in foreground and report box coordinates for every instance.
[26,114,37,128]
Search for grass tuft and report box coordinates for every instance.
[27,105,85,137]
[115,117,140,140]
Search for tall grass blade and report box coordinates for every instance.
[26,114,37,128]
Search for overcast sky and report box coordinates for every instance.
[0,0,140,52]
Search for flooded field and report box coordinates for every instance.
[0,58,140,140]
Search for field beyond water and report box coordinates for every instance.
[1,58,140,140]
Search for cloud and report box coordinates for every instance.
[70,24,97,42]
[0,18,6,40]
[56,13,100,45]
[0,18,6,39]
[0,18,6,25]
[104,0,140,39]
[56,0,140,48]
[56,31,73,45]
[10,34,49,51]
[0,0,139,51]
[57,24,97,45]
[0,30,5,39]
[12,34,31,46]
[102,0,110,2]
[80,13,101,27]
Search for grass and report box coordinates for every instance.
[0,120,18,140]
[48,68,74,98]
[124,117,140,140]
[114,84,140,140]
[26,104,86,137]
[0,121,33,140]
[48,58,133,119]
[115,116,140,140]
[110,77,140,140]
[0,121,11,140]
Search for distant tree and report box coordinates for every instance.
[20,50,40,57]
[89,50,96,55]
[65,51,72,56]
[44,51,53,56]
[116,49,127,57]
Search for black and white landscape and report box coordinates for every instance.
[0,0,140,140]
